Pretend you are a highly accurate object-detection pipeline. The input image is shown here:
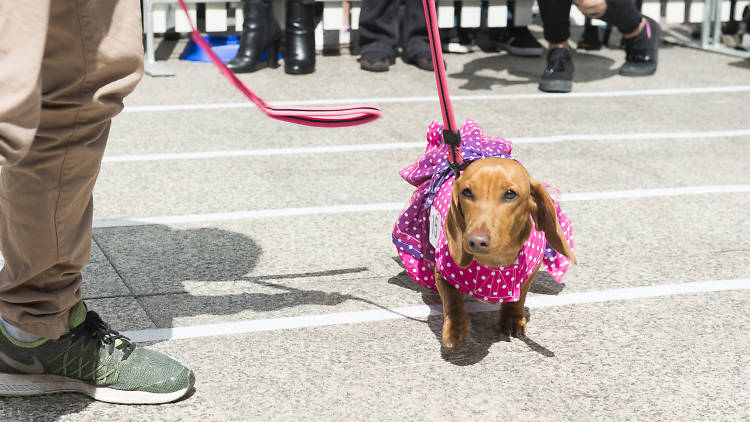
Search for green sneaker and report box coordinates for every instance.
[0,302,195,404]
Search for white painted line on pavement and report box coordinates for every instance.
[93,185,750,228]
[93,202,406,228]
[101,129,750,163]
[561,185,750,201]
[122,278,750,342]
[102,142,423,163]
[122,85,750,113]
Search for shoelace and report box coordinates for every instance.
[71,311,136,360]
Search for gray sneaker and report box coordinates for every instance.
[0,301,195,404]
[539,48,574,93]
[620,16,660,76]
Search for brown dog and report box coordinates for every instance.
[436,157,577,349]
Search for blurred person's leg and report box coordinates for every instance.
[578,0,659,76]
[537,0,575,92]
[341,0,352,44]
[539,0,574,44]
[0,1,194,403]
[578,17,603,49]
[226,0,282,73]
[444,1,473,53]
[359,0,399,71]
[476,0,500,52]
[285,0,317,74]
[402,0,435,70]
[500,0,544,56]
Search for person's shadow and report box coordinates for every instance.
[87,224,386,331]
[449,52,618,91]
[389,265,560,366]
[0,224,378,416]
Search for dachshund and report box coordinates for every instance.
[436,157,577,349]
[392,120,576,350]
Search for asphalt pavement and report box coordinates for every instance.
[1,25,748,422]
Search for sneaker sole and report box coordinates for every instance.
[0,372,195,404]
[443,43,473,54]
[618,62,657,76]
[538,79,572,93]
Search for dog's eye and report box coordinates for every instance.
[503,189,518,201]
[461,188,474,200]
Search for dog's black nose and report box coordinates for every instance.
[467,232,490,253]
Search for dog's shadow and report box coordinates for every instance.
[389,268,559,366]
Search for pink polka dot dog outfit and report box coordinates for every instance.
[392,120,575,303]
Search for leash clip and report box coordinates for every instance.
[442,129,461,147]
[442,129,463,179]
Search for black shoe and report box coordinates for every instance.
[360,51,394,72]
[539,48,574,93]
[619,16,659,76]
[499,26,543,57]
[284,0,316,74]
[577,25,602,50]
[407,51,436,71]
[404,51,446,72]
[226,0,281,73]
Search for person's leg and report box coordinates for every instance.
[0,2,47,168]
[284,0,316,74]
[444,0,473,53]
[598,0,642,34]
[0,0,143,339]
[0,0,194,403]
[537,0,575,92]
[500,0,544,56]
[538,0,573,45]
[402,0,433,69]
[581,0,659,76]
[226,0,282,73]
[578,17,603,49]
[341,0,352,44]
[359,0,399,70]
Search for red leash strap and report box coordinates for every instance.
[176,0,380,127]
[421,0,464,175]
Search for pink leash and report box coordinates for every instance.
[421,0,464,176]
[177,0,380,127]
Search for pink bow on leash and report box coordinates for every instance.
[177,0,381,127]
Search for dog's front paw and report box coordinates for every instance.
[498,312,527,337]
[442,315,470,349]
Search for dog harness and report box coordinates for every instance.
[392,120,574,303]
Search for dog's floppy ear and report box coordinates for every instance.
[529,181,577,264]
[445,185,474,268]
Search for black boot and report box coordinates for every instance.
[227,0,281,73]
[284,0,315,74]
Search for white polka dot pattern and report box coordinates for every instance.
[392,120,575,303]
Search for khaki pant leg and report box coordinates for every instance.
[0,1,49,166]
[0,0,144,339]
